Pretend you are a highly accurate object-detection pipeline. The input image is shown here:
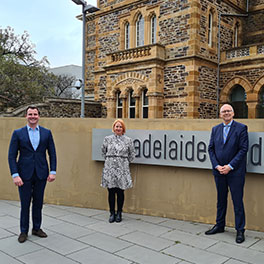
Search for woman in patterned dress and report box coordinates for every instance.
[101,119,135,223]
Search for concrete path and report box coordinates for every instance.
[0,199,263,264]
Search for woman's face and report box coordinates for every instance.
[114,122,123,136]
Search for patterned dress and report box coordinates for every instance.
[101,134,135,190]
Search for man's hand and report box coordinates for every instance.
[47,174,56,182]
[216,165,231,175]
[13,176,24,187]
[221,165,232,175]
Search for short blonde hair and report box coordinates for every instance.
[112,119,126,134]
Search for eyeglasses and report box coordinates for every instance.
[221,110,233,113]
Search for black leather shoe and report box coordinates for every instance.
[18,232,28,243]
[205,225,225,235]
[236,230,245,243]
[109,213,115,223]
[116,211,122,223]
[32,229,47,238]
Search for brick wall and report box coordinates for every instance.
[1,98,102,118]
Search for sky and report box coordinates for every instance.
[0,0,97,68]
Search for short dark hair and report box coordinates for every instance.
[26,106,40,115]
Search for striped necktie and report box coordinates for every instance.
[223,124,230,143]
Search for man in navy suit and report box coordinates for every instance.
[205,104,248,243]
[8,106,57,243]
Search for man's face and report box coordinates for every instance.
[220,105,234,124]
[26,108,39,127]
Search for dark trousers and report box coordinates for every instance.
[18,172,47,233]
[214,174,245,231]
[107,188,124,213]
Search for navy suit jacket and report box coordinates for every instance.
[208,120,248,177]
[8,126,57,181]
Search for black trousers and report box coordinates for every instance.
[107,188,124,213]
[18,172,47,233]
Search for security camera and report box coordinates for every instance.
[74,79,83,89]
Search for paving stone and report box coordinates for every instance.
[47,222,95,239]
[67,247,131,264]
[161,229,217,249]
[120,231,174,251]
[1,200,264,264]
[123,212,167,224]
[33,233,88,255]
[43,204,73,218]
[18,248,78,264]
[65,206,106,217]
[0,227,14,239]
[0,251,22,264]
[116,245,179,264]
[57,213,99,226]
[78,232,132,253]
[208,242,264,264]
[0,236,42,258]
[201,230,259,248]
[121,219,172,236]
[224,259,249,264]
[88,221,133,237]
[163,243,229,264]
[0,215,19,229]
[249,239,264,252]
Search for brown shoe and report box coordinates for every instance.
[18,232,28,243]
[32,229,47,238]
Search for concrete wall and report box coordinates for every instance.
[1,118,264,231]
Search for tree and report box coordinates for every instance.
[0,27,57,110]
[52,74,77,99]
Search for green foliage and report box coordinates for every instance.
[0,27,58,110]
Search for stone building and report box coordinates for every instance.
[83,0,264,119]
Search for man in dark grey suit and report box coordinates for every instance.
[8,106,57,243]
[205,104,248,243]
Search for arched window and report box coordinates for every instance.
[150,15,157,44]
[230,85,248,118]
[116,91,122,118]
[208,11,213,47]
[125,22,130,49]
[129,90,135,118]
[142,89,148,118]
[257,85,264,118]
[136,14,144,47]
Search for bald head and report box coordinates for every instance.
[220,104,234,124]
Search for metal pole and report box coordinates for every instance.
[81,5,86,118]
[216,13,221,118]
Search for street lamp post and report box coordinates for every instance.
[71,0,99,118]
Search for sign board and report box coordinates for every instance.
[92,128,263,174]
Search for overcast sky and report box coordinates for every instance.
[0,0,97,68]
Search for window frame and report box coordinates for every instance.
[116,91,122,118]
[142,89,148,118]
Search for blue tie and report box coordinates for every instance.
[223,125,230,143]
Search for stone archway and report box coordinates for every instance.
[220,76,253,118]
[107,72,149,118]
[253,75,264,118]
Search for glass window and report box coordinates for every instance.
[230,85,248,118]
[142,89,148,118]
[136,14,144,47]
[116,91,122,118]
[125,22,130,49]
[208,12,213,47]
[151,15,157,44]
[129,90,135,118]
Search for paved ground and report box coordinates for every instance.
[0,199,264,264]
